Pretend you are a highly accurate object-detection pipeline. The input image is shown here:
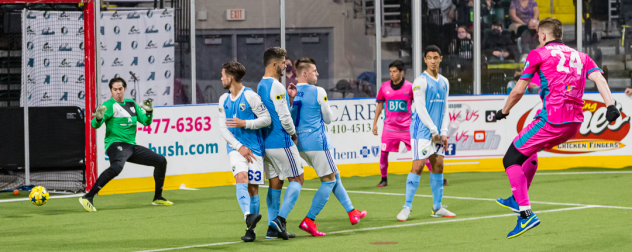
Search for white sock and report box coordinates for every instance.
[519,205,531,212]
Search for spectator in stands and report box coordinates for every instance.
[483,22,516,61]
[448,26,473,59]
[520,18,540,53]
[507,66,538,94]
[285,58,298,88]
[509,0,539,34]
[427,0,456,25]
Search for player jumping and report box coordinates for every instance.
[372,60,413,187]
[218,62,271,242]
[494,17,620,239]
[80,77,172,212]
[290,58,367,236]
[257,47,302,240]
[397,46,456,221]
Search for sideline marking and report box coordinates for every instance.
[135,206,596,252]
[536,171,632,175]
[0,193,83,203]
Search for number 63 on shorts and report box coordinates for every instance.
[229,151,265,185]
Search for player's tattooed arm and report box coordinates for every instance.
[243,90,271,129]
[412,75,439,136]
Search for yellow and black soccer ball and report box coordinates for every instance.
[28,186,49,206]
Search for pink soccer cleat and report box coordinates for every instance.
[348,209,367,225]
[299,217,326,237]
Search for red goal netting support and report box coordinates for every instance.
[0,0,96,192]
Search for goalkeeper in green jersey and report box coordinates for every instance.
[79,77,173,212]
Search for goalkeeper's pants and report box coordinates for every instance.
[86,142,167,198]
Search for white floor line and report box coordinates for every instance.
[261,186,632,210]
[135,205,595,252]
[0,193,83,203]
[536,171,632,175]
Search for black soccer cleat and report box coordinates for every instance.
[241,229,256,242]
[271,216,289,240]
[266,226,296,239]
[245,213,262,231]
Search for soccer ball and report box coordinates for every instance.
[29,186,49,206]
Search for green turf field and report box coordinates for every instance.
[2,167,632,252]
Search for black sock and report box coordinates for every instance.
[520,209,532,219]
[85,168,118,198]
[153,161,167,200]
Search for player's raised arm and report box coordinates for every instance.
[136,99,154,126]
[218,94,243,151]
[270,81,296,136]
[244,90,271,129]
[90,104,110,129]
[316,87,334,124]
[412,75,438,136]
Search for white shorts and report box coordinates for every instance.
[412,138,446,160]
[300,150,338,178]
[229,151,265,185]
[264,145,304,181]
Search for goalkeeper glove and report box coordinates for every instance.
[494,109,509,121]
[141,99,154,112]
[606,105,620,123]
[93,106,107,121]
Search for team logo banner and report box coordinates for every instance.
[21,11,85,108]
[100,9,174,105]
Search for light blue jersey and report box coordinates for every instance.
[257,77,296,149]
[291,84,333,151]
[411,71,450,140]
[218,87,267,156]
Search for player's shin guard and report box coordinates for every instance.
[380,151,389,178]
[85,168,119,198]
[250,196,260,215]
[430,173,444,210]
[505,165,530,207]
[153,159,167,199]
[236,183,250,216]
[306,180,336,220]
[267,188,282,226]
[404,173,421,209]
[278,181,302,219]
[523,154,538,189]
[333,173,354,212]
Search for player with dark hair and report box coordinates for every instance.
[372,60,414,187]
[397,45,455,221]
[79,77,172,212]
[291,57,367,236]
[218,61,271,242]
[494,17,620,238]
[257,47,302,240]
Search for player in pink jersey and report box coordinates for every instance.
[494,18,620,239]
[372,60,414,187]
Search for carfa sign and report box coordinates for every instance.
[517,99,630,154]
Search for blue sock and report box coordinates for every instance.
[430,173,444,210]
[250,195,260,214]
[236,183,250,215]
[333,173,354,212]
[404,173,421,209]
[306,180,336,220]
[266,188,282,226]
[278,181,302,219]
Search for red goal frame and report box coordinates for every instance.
[0,0,97,191]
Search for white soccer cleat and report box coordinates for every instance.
[431,205,456,218]
[397,206,411,221]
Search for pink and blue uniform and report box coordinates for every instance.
[376,80,413,178]
[508,41,602,208]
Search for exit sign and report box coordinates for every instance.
[227,9,245,21]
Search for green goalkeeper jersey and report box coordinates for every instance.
[91,98,153,151]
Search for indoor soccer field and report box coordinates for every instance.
[2,167,631,252]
